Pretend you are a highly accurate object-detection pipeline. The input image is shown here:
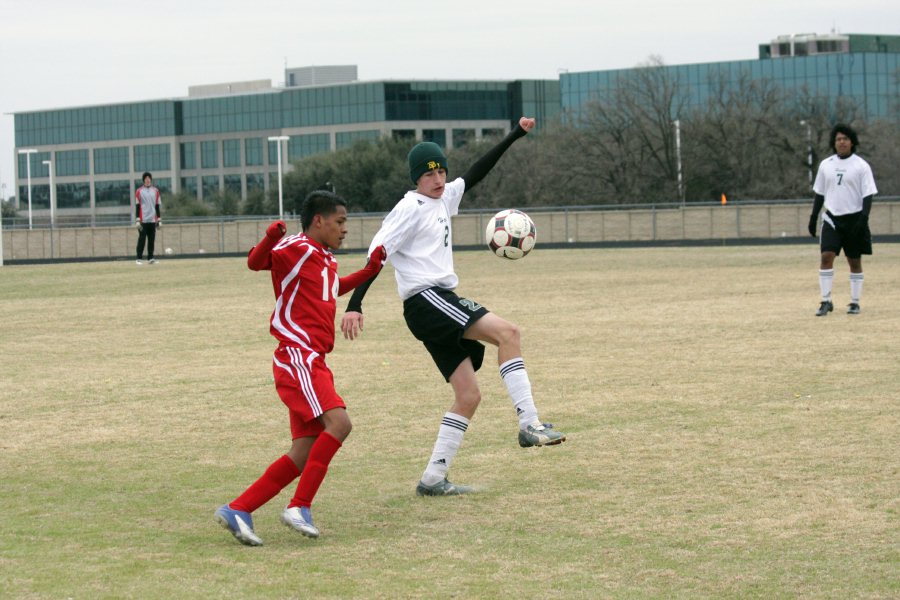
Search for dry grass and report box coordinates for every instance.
[0,244,898,599]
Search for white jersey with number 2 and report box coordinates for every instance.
[368,178,466,300]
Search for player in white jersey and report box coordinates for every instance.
[807,124,878,316]
[134,172,161,264]
[341,117,566,497]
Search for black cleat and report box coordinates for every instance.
[847,303,860,315]
[815,301,833,317]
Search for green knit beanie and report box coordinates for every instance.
[407,142,448,183]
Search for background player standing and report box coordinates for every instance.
[134,172,161,264]
[215,191,385,545]
[341,117,566,498]
[807,124,878,316]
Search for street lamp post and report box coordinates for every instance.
[268,135,290,219]
[800,120,813,187]
[43,159,55,258]
[18,149,38,230]
[0,184,5,267]
[673,120,684,206]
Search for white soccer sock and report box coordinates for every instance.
[500,357,541,430]
[421,413,468,486]
[819,269,834,301]
[850,272,864,303]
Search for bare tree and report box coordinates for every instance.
[564,56,688,203]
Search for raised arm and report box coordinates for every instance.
[247,221,286,271]
[461,117,535,192]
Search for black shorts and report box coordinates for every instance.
[821,211,872,259]
[403,287,489,382]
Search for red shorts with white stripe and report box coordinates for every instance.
[272,345,345,439]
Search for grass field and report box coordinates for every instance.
[1,244,898,599]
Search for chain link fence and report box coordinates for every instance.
[2,199,898,263]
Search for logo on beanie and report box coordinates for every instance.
[427,160,441,170]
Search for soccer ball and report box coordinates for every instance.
[164,247,173,255]
[485,209,536,260]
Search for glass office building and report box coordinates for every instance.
[561,33,900,125]
[13,34,897,220]
[13,76,560,220]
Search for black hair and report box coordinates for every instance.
[300,190,346,231]
[142,171,153,182]
[830,124,859,154]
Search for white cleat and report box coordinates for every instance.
[281,506,320,538]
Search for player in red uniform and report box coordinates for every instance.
[215,190,385,545]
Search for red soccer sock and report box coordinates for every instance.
[230,454,301,513]
[289,432,342,509]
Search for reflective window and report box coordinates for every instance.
[134,144,171,171]
[201,141,218,168]
[202,175,220,197]
[57,149,90,176]
[288,134,330,158]
[18,184,50,209]
[421,130,446,147]
[94,147,129,174]
[246,173,265,192]
[335,130,379,150]
[57,182,91,208]
[17,151,50,178]
[452,129,475,148]
[223,139,241,167]
[245,138,263,166]
[180,142,196,169]
[15,101,178,146]
[181,176,198,198]
[224,174,241,195]
[95,180,131,207]
[268,139,282,165]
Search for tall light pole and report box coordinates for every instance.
[18,149,38,230]
[268,135,290,219]
[43,159,55,258]
[673,120,684,206]
[0,184,5,267]
[42,159,55,228]
[800,120,813,187]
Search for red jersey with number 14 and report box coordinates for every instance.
[267,233,340,354]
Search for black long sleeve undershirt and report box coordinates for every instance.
[345,122,530,314]
[811,194,873,219]
[460,124,528,192]
[810,194,825,219]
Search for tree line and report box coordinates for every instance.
[164,58,899,217]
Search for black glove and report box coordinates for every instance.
[807,214,818,238]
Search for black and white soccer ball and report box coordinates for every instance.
[485,209,536,260]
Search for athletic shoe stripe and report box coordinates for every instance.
[421,289,469,325]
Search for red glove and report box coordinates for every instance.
[337,245,387,295]
[248,221,287,271]
[266,220,287,239]
[366,245,387,273]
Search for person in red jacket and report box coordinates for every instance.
[215,190,385,546]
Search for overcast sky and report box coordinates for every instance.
[1,0,896,198]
